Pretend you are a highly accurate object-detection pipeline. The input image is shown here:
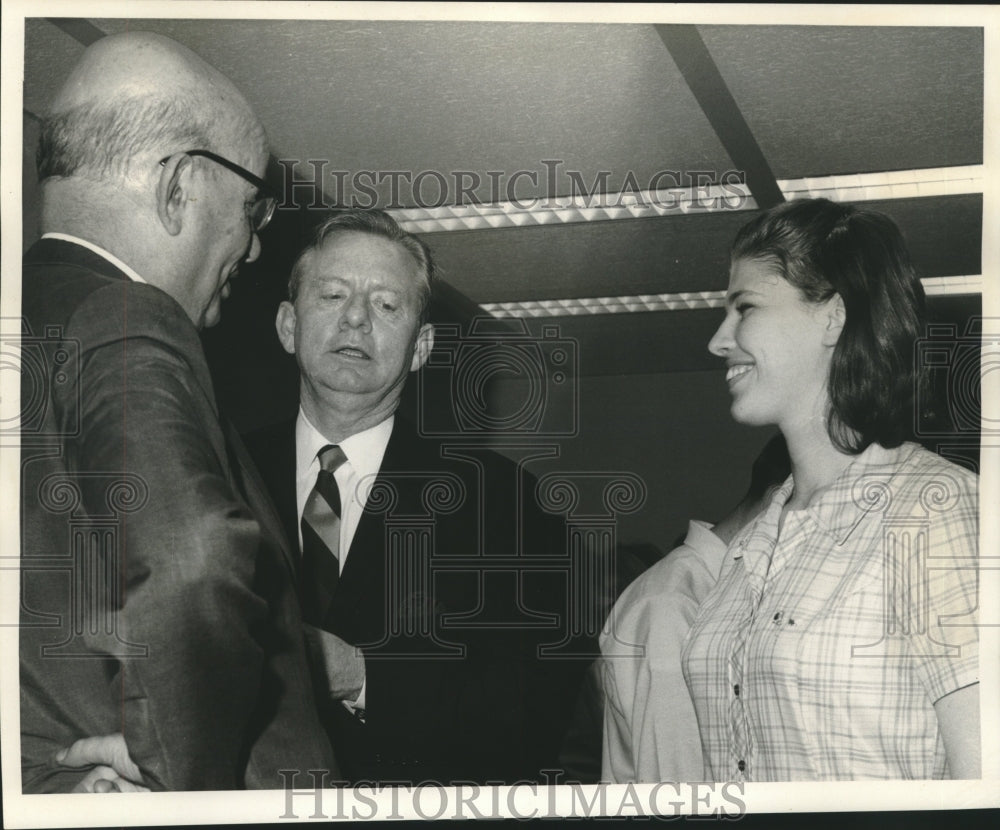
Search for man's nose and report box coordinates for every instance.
[342,293,372,329]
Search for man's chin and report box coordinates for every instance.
[319,372,373,393]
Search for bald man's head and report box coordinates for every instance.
[38,31,265,182]
[36,32,271,331]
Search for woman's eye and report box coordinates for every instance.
[736,303,754,316]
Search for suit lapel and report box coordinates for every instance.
[329,418,432,638]
[330,421,401,632]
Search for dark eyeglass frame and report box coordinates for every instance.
[158,149,278,232]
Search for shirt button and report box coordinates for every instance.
[733,684,740,697]
[737,760,746,773]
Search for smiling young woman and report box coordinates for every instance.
[682,198,981,781]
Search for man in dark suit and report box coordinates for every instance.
[244,210,592,784]
[19,31,336,791]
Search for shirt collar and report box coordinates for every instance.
[728,443,918,559]
[806,442,918,546]
[295,408,394,483]
[686,519,727,557]
[40,233,147,283]
[731,477,792,561]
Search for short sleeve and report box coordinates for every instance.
[904,464,979,703]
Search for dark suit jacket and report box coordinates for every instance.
[245,415,594,784]
[19,239,337,792]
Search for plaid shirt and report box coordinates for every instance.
[682,442,979,781]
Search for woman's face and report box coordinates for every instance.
[708,257,842,435]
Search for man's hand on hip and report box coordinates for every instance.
[56,733,149,792]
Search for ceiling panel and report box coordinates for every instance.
[93,18,736,206]
[886,194,982,280]
[424,211,744,302]
[703,25,983,178]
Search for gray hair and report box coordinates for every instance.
[37,94,264,182]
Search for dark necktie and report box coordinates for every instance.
[300,444,348,626]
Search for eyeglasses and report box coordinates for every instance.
[159,149,278,233]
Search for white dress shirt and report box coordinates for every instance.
[42,233,148,283]
[294,410,393,566]
[295,409,395,713]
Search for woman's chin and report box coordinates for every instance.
[729,400,766,427]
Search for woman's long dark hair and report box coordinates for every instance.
[731,198,926,453]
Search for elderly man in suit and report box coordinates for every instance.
[244,209,592,784]
[19,31,336,791]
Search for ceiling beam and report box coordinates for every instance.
[46,18,106,47]
[656,24,784,210]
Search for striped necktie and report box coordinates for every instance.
[300,444,348,626]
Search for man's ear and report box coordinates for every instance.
[410,323,435,372]
[155,154,193,236]
[275,301,298,355]
[822,294,846,346]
